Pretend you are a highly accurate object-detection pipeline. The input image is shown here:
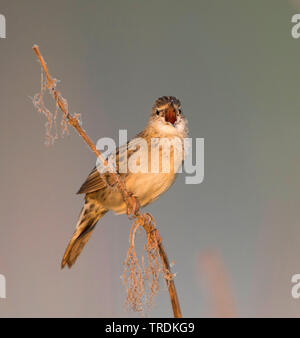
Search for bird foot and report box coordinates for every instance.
[126,193,140,219]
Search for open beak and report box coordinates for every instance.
[164,105,177,125]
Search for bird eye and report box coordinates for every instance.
[178,109,182,114]
[156,110,160,115]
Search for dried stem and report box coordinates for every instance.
[32,45,182,318]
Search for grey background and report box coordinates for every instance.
[0,0,300,317]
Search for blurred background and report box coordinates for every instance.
[0,0,300,317]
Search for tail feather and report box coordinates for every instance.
[61,199,107,269]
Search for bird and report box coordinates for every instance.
[61,96,188,268]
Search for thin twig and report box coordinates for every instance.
[32,45,182,318]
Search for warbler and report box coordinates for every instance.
[61,96,188,268]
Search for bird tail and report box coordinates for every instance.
[61,197,107,269]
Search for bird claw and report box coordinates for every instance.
[126,193,140,219]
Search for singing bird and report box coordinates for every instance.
[61,96,188,268]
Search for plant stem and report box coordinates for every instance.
[32,45,182,318]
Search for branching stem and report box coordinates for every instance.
[32,45,182,318]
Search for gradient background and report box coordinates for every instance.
[0,0,300,317]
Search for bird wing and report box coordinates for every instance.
[77,166,106,194]
[77,140,141,195]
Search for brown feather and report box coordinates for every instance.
[61,197,107,268]
[77,141,139,195]
[77,167,105,194]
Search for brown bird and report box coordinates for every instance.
[61,96,188,268]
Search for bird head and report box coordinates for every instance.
[149,96,188,137]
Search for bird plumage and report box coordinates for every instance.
[61,196,107,268]
[61,96,188,268]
